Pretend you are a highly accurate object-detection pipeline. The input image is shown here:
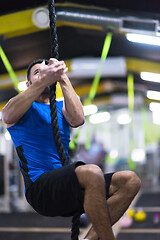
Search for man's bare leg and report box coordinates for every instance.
[75,164,116,240]
[84,170,141,240]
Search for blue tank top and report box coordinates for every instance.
[8,100,70,187]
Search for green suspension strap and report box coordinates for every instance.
[84,32,112,149]
[141,105,147,161]
[69,129,81,151]
[70,33,113,151]
[127,73,134,114]
[0,45,21,93]
[85,32,112,105]
[127,73,136,170]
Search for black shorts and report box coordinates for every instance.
[26,161,114,217]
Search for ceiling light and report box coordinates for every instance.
[117,113,131,125]
[149,102,160,112]
[131,148,145,162]
[89,112,110,124]
[126,33,160,46]
[18,81,27,91]
[152,111,160,125]
[83,104,98,116]
[147,90,160,101]
[32,8,49,29]
[109,149,118,159]
[5,131,11,141]
[140,72,160,83]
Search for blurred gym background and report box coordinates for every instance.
[0,1,160,239]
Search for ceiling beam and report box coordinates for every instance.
[0,8,43,38]
[126,58,160,74]
[0,3,159,39]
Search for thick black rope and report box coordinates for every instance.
[48,1,80,239]
[71,212,80,240]
[48,0,68,166]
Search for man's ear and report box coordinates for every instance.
[26,80,30,87]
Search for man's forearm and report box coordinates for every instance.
[60,75,85,127]
[2,81,44,124]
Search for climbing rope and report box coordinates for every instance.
[48,0,68,166]
[48,1,80,239]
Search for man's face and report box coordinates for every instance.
[27,62,50,95]
[29,62,44,84]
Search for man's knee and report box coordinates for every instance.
[123,171,141,194]
[110,170,141,197]
[75,164,105,189]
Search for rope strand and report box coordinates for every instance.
[71,212,80,240]
[48,0,68,166]
[48,1,80,239]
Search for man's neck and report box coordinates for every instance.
[36,94,50,104]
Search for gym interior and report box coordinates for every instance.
[0,0,160,239]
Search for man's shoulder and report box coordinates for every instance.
[7,123,14,128]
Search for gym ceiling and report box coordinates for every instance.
[0,0,160,110]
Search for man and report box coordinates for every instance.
[2,58,141,240]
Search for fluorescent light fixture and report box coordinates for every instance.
[147,90,160,101]
[18,81,27,91]
[32,8,49,29]
[5,131,11,141]
[117,113,131,125]
[149,102,160,112]
[89,112,110,124]
[0,112,2,120]
[126,33,160,46]
[150,102,160,124]
[109,149,118,159]
[83,104,98,116]
[131,148,145,162]
[141,72,160,83]
[152,111,160,125]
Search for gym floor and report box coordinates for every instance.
[117,191,160,240]
[0,213,73,240]
[0,191,160,239]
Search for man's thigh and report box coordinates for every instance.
[26,161,86,217]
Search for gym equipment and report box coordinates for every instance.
[153,213,160,225]
[134,209,147,222]
[120,214,133,228]
[126,208,135,218]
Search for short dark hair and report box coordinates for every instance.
[27,59,49,81]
